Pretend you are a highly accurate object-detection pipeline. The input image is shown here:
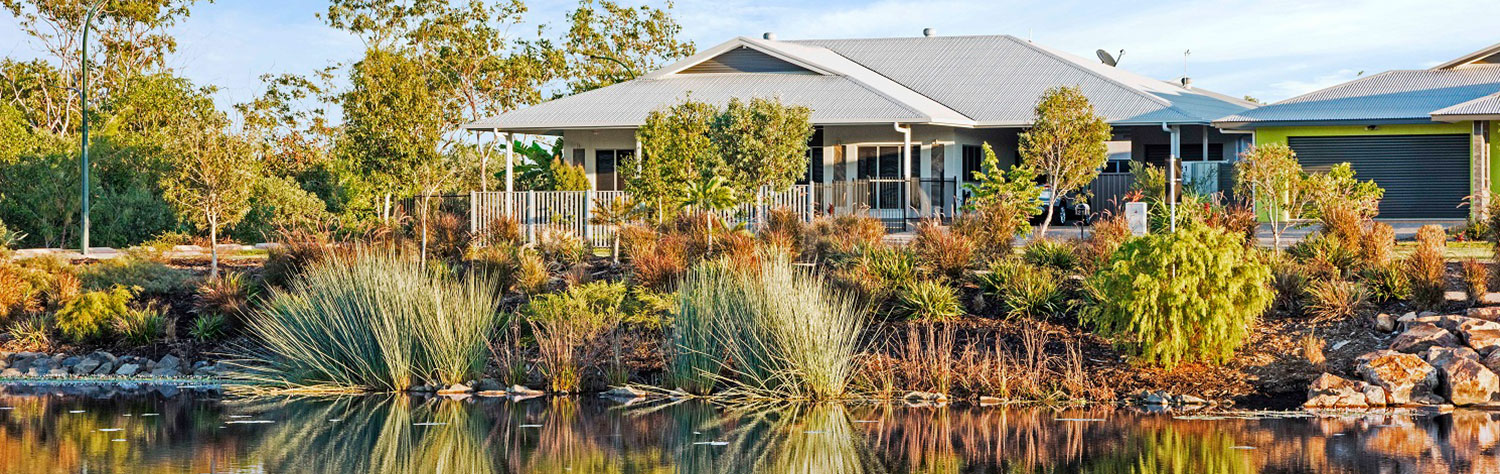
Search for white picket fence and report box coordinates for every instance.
[470,186,814,248]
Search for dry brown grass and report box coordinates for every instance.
[1408,225,1448,310]
[1302,279,1367,320]
[952,200,1024,260]
[625,229,687,291]
[912,220,975,280]
[1300,333,1326,370]
[1463,259,1488,306]
[1360,222,1395,267]
[1078,212,1130,270]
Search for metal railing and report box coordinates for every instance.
[809,178,958,231]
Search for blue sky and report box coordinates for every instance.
[4,0,1499,112]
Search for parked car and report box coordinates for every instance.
[1035,184,1091,225]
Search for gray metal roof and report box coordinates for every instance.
[465,35,1255,132]
[463,73,927,132]
[792,35,1254,125]
[1431,91,1500,119]
[1216,66,1500,127]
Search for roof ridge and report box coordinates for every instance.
[1002,36,1174,109]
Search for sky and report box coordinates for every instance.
[3,0,1500,112]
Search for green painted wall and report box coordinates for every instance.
[1254,121,1488,218]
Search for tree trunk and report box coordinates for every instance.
[612,235,620,265]
[1039,196,1057,237]
[209,216,219,279]
[420,194,430,266]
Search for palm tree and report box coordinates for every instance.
[679,176,737,253]
[590,195,640,263]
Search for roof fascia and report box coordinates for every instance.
[1432,41,1500,70]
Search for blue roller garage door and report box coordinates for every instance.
[1288,134,1470,219]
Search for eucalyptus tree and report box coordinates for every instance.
[562,0,695,94]
[1018,86,1112,235]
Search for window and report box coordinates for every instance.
[961,145,982,181]
[595,149,633,191]
[571,148,584,167]
[801,128,824,184]
[857,145,903,179]
[1100,159,1132,174]
[910,145,921,179]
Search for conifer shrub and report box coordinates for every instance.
[55,286,137,342]
[1083,223,1273,368]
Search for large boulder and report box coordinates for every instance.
[71,358,101,375]
[1390,323,1460,354]
[1457,319,1500,355]
[1356,350,1441,405]
[1486,351,1500,374]
[1468,306,1500,322]
[1400,314,1468,333]
[1305,373,1381,408]
[1429,354,1500,406]
[1423,346,1481,367]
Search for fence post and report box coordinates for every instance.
[526,190,536,244]
[583,189,595,245]
[468,190,478,245]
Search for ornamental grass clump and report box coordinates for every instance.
[893,280,962,322]
[671,256,865,400]
[1021,239,1079,272]
[976,260,1064,319]
[1463,259,1488,306]
[1083,223,1273,368]
[1407,224,1447,310]
[1302,279,1368,320]
[241,250,503,393]
[911,220,975,281]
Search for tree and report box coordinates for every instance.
[713,97,813,193]
[1235,143,1312,250]
[1018,86,1112,235]
[631,99,720,220]
[161,125,255,277]
[590,195,640,263]
[336,47,448,220]
[678,175,736,253]
[563,0,694,94]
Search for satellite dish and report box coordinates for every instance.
[1096,49,1124,67]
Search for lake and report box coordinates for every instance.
[0,384,1494,473]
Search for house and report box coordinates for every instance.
[465,32,1257,225]
[1215,42,1500,219]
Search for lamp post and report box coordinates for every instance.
[79,4,97,256]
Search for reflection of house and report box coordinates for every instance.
[466,32,1256,219]
[1216,42,1500,219]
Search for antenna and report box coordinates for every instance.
[1183,49,1191,78]
[1096,49,1124,67]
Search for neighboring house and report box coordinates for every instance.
[1216,42,1500,219]
[466,32,1256,223]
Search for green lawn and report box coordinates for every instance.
[1392,241,1492,261]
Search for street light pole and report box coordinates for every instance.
[79,4,97,256]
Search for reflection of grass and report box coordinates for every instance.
[244,395,497,473]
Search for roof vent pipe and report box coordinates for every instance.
[922,28,936,37]
[763,32,777,40]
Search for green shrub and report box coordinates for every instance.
[894,280,962,322]
[1021,239,1078,272]
[1302,280,1367,320]
[1288,233,1358,280]
[1360,262,1412,303]
[242,250,504,392]
[115,305,169,345]
[190,312,230,341]
[196,273,255,321]
[232,174,333,243]
[976,260,1064,319]
[1083,223,1273,368]
[55,286,136,342]
[672,257,865,399]
[835,245,919,306]
[521,281,628,392]
[78,256,194,299]
[1270,257,1308,312]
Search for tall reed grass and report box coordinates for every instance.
[671,256,866,400]
[239,250,503,392]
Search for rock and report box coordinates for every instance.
[436,383,472,394]
[1428,354,1500,406]
[0,368,20,377]
[978,396,1002,406]
[1305,374,1371,408]
[1142,391,1171,405]
[475,378,502,392]
[1460,326,1500,356]
[150,366,181,378]
[1356,350,1440,405]
[1390,323,1460,353]
[1361,384,1390,406]
[1467,306,1500,321]
[61,356,82,368]
[72,358,101,375]
[1176,394,1208,405]
[92,361,114,376]
[155,355,182,373]
[508,385,544,397]
[114,363,140,377]
[1423,346,1480,367]
[90,351,116,365]
[1375,313,1397,332]
[902,391,949,402]
[601,386,647,399]
[409,385,435,392]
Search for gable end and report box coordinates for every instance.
[678,47,817,75]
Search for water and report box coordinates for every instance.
[0,386,1495,473]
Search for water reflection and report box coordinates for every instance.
[0,387,1496,473]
